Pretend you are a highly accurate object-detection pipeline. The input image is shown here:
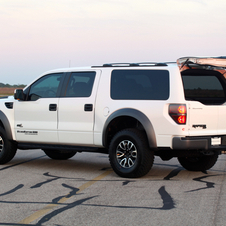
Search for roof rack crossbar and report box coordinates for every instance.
[101,62,168,67]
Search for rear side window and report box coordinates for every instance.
[65,72,96,97]
[111,70,169,100]
[182,75,226,104]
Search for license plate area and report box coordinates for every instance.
[211,137,221,146]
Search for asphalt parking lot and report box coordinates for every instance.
[0,149,226,226]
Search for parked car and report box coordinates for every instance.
[0,56,226,177]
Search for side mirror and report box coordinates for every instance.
[14,89,25,101]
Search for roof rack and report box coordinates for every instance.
[92,62,168,68]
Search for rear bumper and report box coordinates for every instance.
[173,136,226,150]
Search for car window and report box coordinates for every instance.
[28,73,63,101]
[111,70,169,100]
[65,72,96,97]
[182,75,226,104]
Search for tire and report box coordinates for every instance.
[0,127,17,164]
[178,152,219,171]
[43,149,76,160]
[109,129,154,178]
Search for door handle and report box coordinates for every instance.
[84,104,93,111]
[49,104,57,111]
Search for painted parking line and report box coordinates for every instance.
[18,170,112,224]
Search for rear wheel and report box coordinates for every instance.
[0,127,17,164]
[178,152,219,171]
[43,149,76,160]
[109,129,154,178]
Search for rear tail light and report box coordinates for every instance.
[169,104,187,124]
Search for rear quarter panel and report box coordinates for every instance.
[93,66,189,148]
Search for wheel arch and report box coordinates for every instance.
[103,108,157,149]
[0,111,13,140]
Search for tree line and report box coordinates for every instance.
[0,83,26,88]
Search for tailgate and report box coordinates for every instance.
[188,102,218,136]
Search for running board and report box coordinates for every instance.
[17,142,108,154]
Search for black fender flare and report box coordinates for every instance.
[103,108,157,148]
[0,111,13,140]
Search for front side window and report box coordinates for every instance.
[111,70,169,100]
[65,72,96,97]
[28,73,63,101]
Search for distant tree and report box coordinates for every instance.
[0,83,26,88]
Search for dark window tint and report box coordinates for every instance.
[182,75,225,104]
[28,73,63,101]
[65,72,96,97]
[111,70,169,100]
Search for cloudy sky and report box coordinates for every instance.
[1,0,226,84]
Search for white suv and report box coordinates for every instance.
[0,57,226,178]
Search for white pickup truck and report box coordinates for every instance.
[0,57,226,178]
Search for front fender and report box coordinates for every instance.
[0,111,13,140]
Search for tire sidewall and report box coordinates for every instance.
[43,149,76,160]
[178,153,219,171]
[0,127,8,159]
[109,129,147,177]
[0,127,17,163]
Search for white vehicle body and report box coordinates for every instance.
[0,56,226,177]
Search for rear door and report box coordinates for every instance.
[182,72,226,136]
[58,70,101,145]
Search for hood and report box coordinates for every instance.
[0,95,14,100]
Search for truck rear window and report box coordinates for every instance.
[182,74,226,105]
[111,70,169,100]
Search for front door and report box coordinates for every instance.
[14,73,64,143]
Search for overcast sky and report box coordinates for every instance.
[1,0,226,84]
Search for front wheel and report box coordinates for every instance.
[43,149,76,160]
[109,129,154,178]
[178,152,219,171]
[0,127,17,164]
